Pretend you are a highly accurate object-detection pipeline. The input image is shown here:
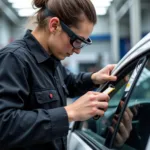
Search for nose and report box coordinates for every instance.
[73,48,81,54]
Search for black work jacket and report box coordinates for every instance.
[0,30,96,150]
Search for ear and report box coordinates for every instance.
[48,17,61,33]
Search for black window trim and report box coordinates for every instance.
[72,52,150,132]
[72,57,141,131]
[70,58,147,150]
[70,53,150,150]
[105,56,148,148]
[97,51,150,94]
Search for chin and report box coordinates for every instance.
[58,56,66,60]
[61,57,66,60]
[54,54,67,60]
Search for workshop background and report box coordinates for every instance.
[0,0,149,73]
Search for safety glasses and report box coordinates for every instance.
[44,7,92,49]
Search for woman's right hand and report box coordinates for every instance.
[64,91,109,122]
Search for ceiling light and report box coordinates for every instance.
[91,0,114,15]
[12,2,32,9]
[95,7,107,15]
[8,0,32,3]
[91,0,111,7]
[17,8,37,17]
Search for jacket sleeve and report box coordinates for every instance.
[61,66,98,98]
[0,52,69,149]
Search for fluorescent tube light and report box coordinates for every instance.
[95,7,107,15]
[8,0,31,3]
[12,2,32,9]
[17,8,36,17]
[91,0,111,7]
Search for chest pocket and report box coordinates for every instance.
[35,90,60,109]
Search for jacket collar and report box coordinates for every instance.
[23,30,60,66]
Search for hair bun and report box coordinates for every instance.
[33,0,47,8]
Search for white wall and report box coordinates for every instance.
[0,14,26,48]
[0,14,11,48]
[0,5,150,73]
[92,15,110,35]
[92,15,130,38]
[11,18,27,40]
[142,10,150,34]
[63,7,150,73]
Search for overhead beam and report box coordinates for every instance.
[116,0,132,21]
[109,5,120,62]
[0,1,20,25]
[129,0,141,46]
[141,2,150,9]
[113,0,125,10]
[115,0,149,21]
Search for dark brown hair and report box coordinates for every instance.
[32,0,97,28]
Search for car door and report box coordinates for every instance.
[114,55,150,150]
[104,56,148,149]
[68,54,150,150]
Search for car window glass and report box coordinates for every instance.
[115,58,150,150]
[79,66,135,145]
[104,57,147,149]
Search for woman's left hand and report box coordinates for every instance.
[109,101,138,147]
[91,64,117,85]
[109,107,133,147]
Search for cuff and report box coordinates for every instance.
[83,72,99,89]
[48,107,69,139]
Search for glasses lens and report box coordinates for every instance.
[72,39,86,49]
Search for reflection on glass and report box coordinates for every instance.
[121,60,150,150]
[80,58,150,150]
[106,101,139,148]
[80,73,133,145]
[105,57,147,149]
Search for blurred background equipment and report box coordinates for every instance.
[0,0,149,73]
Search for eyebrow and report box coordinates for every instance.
[69,24,87,40]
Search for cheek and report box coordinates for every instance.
[58,33,72,51]
[48,32,73,58]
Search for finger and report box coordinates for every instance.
[125,107,133,120]
[87,91,100,95]
[120,100,124,108]
[95,109,105,117]
[114,132,124,147]
[107,64,117,71]
[89,91,109,97]
[91,91,101,95]
[96,93,110,102]
[88,93,109,104]
[109,126,114,133]
[102,75,117,82]
[109,126,124,147]
[118,122,129,139]
[97,102,108,111]
[112,118,118,125]
[124,75,129,82]
[132,106,138,116]
[122,111,132,132]
[132,104,140,116]
[108,75,117,81]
